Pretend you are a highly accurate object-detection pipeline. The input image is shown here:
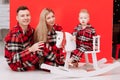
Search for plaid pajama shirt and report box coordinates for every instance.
[40,24,65,66]
[4,24,64,71]
[72,24,96,61]
[4,24,41,71]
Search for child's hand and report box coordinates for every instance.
[71,35,76,41]
[95,46,98,51]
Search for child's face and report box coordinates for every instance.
[78,12,89,26]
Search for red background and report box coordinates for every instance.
[10,0,113,62]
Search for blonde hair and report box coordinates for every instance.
[34,8,55,42]
[79,9,90,16]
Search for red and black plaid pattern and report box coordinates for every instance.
[39,43,65,66]
[47,24,63,46]
[72,24,96,61]
[4,24,42,71]
[41,24,65,66]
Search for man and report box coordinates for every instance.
[4,6,44,71]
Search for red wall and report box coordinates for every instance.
[10,0,113,62]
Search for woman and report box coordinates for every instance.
[34,8,65,67]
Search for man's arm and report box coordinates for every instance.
[4,33,43,71]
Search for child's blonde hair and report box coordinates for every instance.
[79,9,90,18]
[79,9,89,14]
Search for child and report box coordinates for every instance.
[69,9,96,67]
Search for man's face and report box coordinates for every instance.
[78,12,89,26]
[16,10,31,27]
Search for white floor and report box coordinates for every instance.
[0,41,120,80]
[0,41,4,55]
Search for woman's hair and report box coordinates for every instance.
[34,8,55,42]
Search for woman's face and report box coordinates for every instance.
[45,12,55,27]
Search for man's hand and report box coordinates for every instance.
[29,41,44,52]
